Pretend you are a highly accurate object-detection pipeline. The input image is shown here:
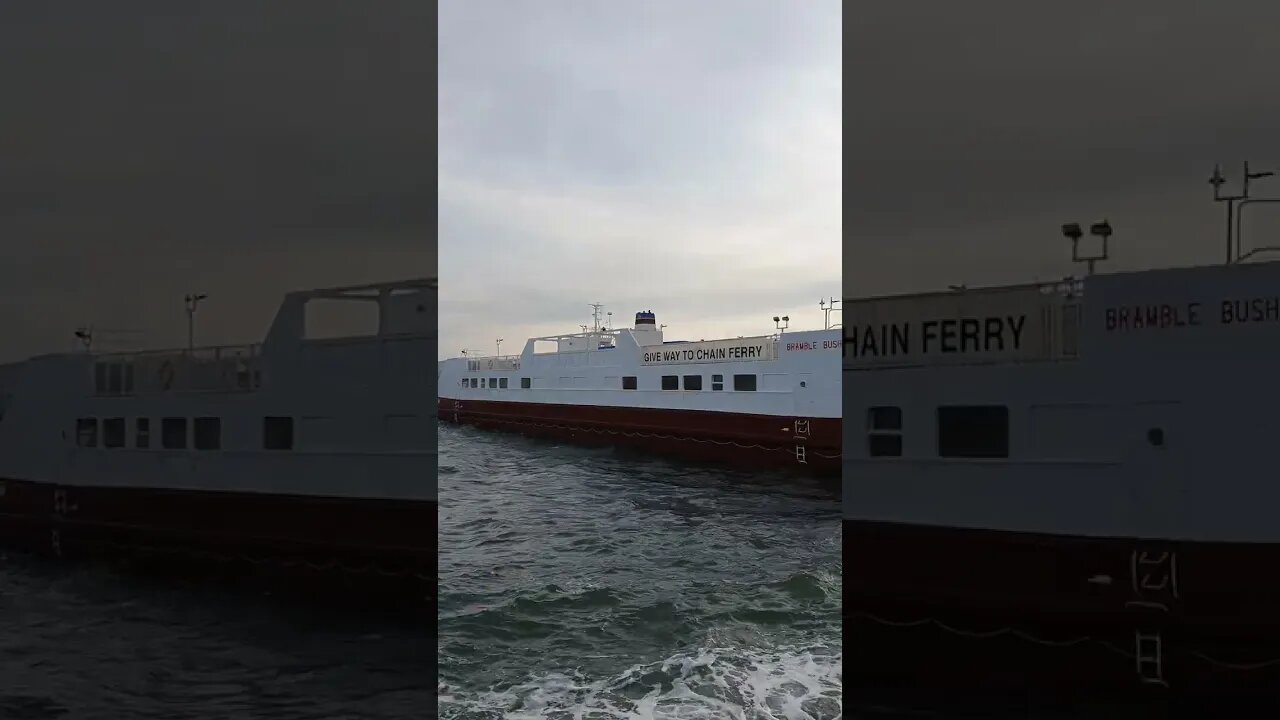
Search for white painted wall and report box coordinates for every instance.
[439,328,842,419]
[843,260,1280,543]
[0,281,437,501]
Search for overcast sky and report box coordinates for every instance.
[0,2,431,363]
[848,1,1280,298]
[438,1,841,359]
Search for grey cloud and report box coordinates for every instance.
[0,1,431,361]
[849,0,1280,259]
[439,2,841,359]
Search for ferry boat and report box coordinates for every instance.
[843,212,1280,689]
[437,305,842,475]
[0,279,436,596]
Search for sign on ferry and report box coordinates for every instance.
[843,286,1057,368]
[641,336,776,365]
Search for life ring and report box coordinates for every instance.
[158,360,176,391]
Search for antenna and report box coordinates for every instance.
[1210,161,1276,264]
[819,297,842,330]
[588,303,605,333]
[73,325,93,353]
[184,292,208,352]
[1061,220,1111,275]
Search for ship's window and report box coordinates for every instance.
[521,377,532,389]
[867,406,903,457]
[937,406,1009,458]
[102,417,126,448]
[683,375,702,391]
[161,417,187,449]
[94,363,108,394]
[868,406,902,430]
[733,374,757,391]
[490,377,498,388]
[108,363,123,394]
[480,378,486,388]
[712,374,724,391]
[622,376,638,390]
[123,364,135,394]
[76,418,98,447]
[470,378,478,388]
[661,375,679,390]
[194,417,221,450]
[499,377,508,389]
[135,418,151,449]
[264,416,294,450]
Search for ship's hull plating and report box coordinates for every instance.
[0,477,433,602]
[437,397,840,476]
[845,519,1280,691]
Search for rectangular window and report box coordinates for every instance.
[123,364,135,394]
[683,375,702,391]
[193,417,221,450]
[867,406,903,458]
[521,377,531,389]
[94,363,108,394]
[161,417,187,449]
[490,377,498,388]
[108,363,123,394]
[733,374,757,391]
[622,376,638,390]
[263,416,294,450]
[76,418,98,447]
[102,417,126,448]
[470,378,478,388]
[135,418,151,449]
[712,374,724,391]
[661,375,679,390]
[480,378,486,388]
[499,377,508,389]
[938,406,1010,458]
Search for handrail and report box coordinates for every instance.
[92,343,261,360]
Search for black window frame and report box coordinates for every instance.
[733,374,757,392]
[661,375,679,391]
[76,417,98,447]
[521,377,531,389]
[102,417,126,448]
[263,416,294,450]
[682,375,702,391]
[937,405,1010,459]
[161,417,187,450]
[622,376,638,390]
[711,374,724,391]
[499,377,508,389]
[193,417,221,450]
[867,406,903,458]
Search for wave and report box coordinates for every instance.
[439,643,841,720]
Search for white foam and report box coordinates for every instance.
[441,644,841,720]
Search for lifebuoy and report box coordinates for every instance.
[158,360,176,391]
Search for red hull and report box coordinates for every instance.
[437,397,840,475]
[845,519,1280,691]
[0,477,433,602]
